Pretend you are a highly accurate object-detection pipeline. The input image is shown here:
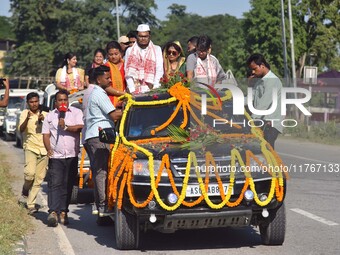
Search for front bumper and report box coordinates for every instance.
[123,177,285,231]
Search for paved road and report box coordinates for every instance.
[1,137,340,255]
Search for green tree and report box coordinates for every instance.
[7,0,60,76]
[10,0,60,43]
[167,4,186,17]
[298,0,340,71]
[9,42,54,77]
[243,0,339,78]
[6,0,117,76]
[244,0,288,76]
[53,0,116,68]
[120,0,158,32]
[0,16,15,40]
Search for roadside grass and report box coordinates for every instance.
[283,120,340,145]
[0,160,32,255]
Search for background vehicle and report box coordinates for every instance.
[110,89,287,250]
[42,83,57,110]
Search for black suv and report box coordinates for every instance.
[110,90,287,250]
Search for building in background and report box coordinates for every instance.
[0,39,16,76]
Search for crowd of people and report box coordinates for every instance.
[56,24,229,95]
[13,23,282,227]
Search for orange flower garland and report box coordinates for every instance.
[107,83,286,211]
[78,147,87,189]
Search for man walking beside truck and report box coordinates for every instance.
[18,92,48,214]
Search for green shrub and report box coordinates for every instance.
[283,120,340,144]
[0,163,32,255]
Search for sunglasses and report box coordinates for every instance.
[122,42,130,45]
[167,50,178,56]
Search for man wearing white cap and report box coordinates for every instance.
[118,35,130,58]
[124,24,163,94]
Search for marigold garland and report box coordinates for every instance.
[107,83,287,211]
[78,147,87,189]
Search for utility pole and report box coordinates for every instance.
[116,0,120,38]
[280,0,289,84]
[288,0,299,119]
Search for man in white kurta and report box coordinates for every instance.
[124,24,163,94]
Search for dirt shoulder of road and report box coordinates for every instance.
[0,141,63,255]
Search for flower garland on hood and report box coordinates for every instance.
[106,84,287,211]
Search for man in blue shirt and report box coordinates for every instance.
[84,65,122,217]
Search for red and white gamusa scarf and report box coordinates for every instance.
[125,41,157,88]
[60,66,81,90]
[194,55,218,86]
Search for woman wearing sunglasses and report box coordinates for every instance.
[162,41,186,79]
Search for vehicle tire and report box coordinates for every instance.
[70,185,78,204]
[259,203,286,245]
[114,205,139,250]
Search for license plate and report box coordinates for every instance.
[186,184,233,197]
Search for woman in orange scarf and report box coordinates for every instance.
[105,41,126,107]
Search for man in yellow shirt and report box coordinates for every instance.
[19,92,49,214]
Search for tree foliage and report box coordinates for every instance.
[120,0,159,32]
[299,0,340,71]
[2,0,339,79]
[167,4,186,17]
[0,16,15,40]
[243,0,296,76]
[7,0,116,76]
[243,0,339,77]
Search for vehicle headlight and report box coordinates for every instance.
[242,155,268,177]
[133,160,168,177]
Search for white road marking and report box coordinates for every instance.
[291,208,339,226]
[37,192,76,255]
[278,152,339,165]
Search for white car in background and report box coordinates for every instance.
[3,112,18,141]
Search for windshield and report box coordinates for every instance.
[8,96,24,109]
[125,103,184,139]
[125,100,251,140]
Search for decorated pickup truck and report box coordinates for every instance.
[106,79,287,250]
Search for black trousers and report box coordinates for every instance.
[47,157,78,213]
[263,124,280,149]
[84,137,110,208]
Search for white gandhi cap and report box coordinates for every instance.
[137,24,150,32]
